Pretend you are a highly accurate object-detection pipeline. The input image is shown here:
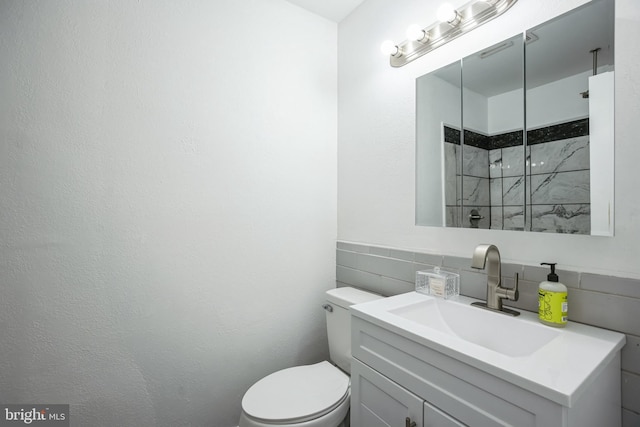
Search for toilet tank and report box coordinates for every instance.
[324,287,383,374]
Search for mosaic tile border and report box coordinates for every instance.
[443,118,589,150]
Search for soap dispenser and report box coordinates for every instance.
[538,263,568,327]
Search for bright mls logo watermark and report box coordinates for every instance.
[1,405,69,426]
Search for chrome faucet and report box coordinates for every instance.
[470,244,520,316]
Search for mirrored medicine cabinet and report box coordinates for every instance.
[416,0,614,235]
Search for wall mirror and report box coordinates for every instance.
[416,0,614,235]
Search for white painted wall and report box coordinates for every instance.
[526,71,591,129]
[488,88,524,134]
[463,88,489,135]
[488,70,589,134]
[338,0,640,279]
[416,73,461,226]
[0,1,337,426]
[416,72,488,226]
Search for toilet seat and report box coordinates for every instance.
[241,361,349,424]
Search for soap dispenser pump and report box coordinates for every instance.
[538,263,568,327]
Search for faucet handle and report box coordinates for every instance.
[505,272,519,301]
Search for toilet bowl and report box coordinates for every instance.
[238,287,382,427]
[239,361,350,427]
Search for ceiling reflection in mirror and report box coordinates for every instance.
[415,0,614,235]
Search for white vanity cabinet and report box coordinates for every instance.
[350,312,623,427]
[351,359,424,427]
[352,358,463,427]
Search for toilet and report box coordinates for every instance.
[238,287,383,427]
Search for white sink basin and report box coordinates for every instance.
[351,291,626,406]
[388,298,560,357]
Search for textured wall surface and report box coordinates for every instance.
[338,0,640,279]
[0,1,337,426]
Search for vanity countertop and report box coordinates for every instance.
[350,291,626,407]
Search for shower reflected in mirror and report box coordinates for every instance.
[415,0,614,235]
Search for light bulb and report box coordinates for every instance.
[380,40,399,56]
[437,3,458,24]
[406,24,427,42]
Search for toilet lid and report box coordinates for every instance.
[242,361,349,423]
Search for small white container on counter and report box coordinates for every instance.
[416,267,460,299]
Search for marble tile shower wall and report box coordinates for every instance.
[489,135,591,233]
[529,135,590,233]
[489,144,526,231]
[443,120,591,233]
[444,142,491,229]
[336,241,640,426]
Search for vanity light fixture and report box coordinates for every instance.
[381,0,518,67]
[406,24,429,42]
[436,3,461,26]
[380,40,400,56]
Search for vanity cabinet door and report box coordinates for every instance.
[424,401,464,427]
[351,358,423,427]
[352,316,566,427]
